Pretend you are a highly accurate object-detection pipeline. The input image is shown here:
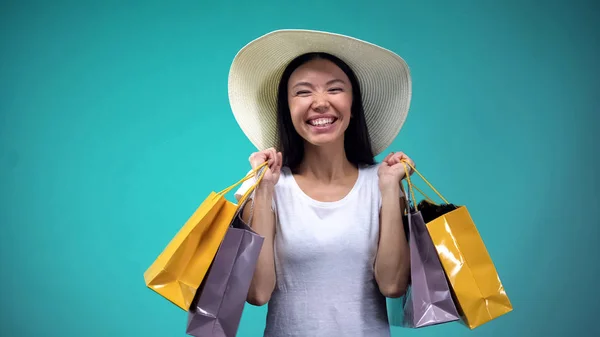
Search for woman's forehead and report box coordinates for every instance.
[289,59,350,84]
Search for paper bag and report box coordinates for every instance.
[186,210,265,337]
[403,162,513,329]
[143,163,267,311]
[388,166,460,328]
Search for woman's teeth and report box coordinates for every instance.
[308,118,335,126]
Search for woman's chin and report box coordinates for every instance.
[298,122,347,148]
[303,133,344,148]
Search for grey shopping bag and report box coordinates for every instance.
[388,185,460,328]
[186,197,264,337]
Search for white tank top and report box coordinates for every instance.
[235,164,391,337]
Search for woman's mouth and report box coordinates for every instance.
[306,117,338,133]
[306,117,337,127]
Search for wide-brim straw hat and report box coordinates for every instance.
[227,29,412,156]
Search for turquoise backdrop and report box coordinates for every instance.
[1,0,598,336]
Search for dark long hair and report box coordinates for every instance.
[276,52,375,171]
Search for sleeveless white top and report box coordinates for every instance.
[235,164,391,337]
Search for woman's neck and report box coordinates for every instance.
[296,141,357,183]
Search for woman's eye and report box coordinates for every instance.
[296,90,311,95]
[329,87,343,92]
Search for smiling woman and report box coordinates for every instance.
[227,29,414,337]
[277,52,374,171]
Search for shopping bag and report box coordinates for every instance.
[186,171,266,337]
[185,208,265,336]
[388,165,460,328]
[143,162,267,311]
[402,162,513,329]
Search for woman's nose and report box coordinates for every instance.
[311,93,330,112]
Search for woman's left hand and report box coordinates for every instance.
[378,151,415,189]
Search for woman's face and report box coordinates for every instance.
[287,58,353,148]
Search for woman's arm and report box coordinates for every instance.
[242,182,277,306]
[374,183,411,298]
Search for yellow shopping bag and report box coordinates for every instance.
[402,162,513,329]
[143,163,267,311]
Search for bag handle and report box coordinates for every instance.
[400,172,435,214]
[236,163,268,208]
[217,162,268,198]
[231,164,268,228]
[241,164,268,226]
[405,176,437,206]
[402,162,419,211]
[402,161,449,212]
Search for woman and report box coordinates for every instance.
[230,29,415,337]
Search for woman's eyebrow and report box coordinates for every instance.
[292,79,346,89]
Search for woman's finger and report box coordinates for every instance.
[249,152,264,169]
[268,148,277,168]
[396,152,412,165]
[382,152,394,164]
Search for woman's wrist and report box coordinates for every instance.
[255,181,275,199]
[380,184,402,201]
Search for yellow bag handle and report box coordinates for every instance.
[217,162,268,199]
[402,162,421,211]
[236,163,268,207]
[402,161,449,212]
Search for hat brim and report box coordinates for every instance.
[228,29,412,156]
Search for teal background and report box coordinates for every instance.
[1,0,598,336]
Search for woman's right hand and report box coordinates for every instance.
[249,147,283,186]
